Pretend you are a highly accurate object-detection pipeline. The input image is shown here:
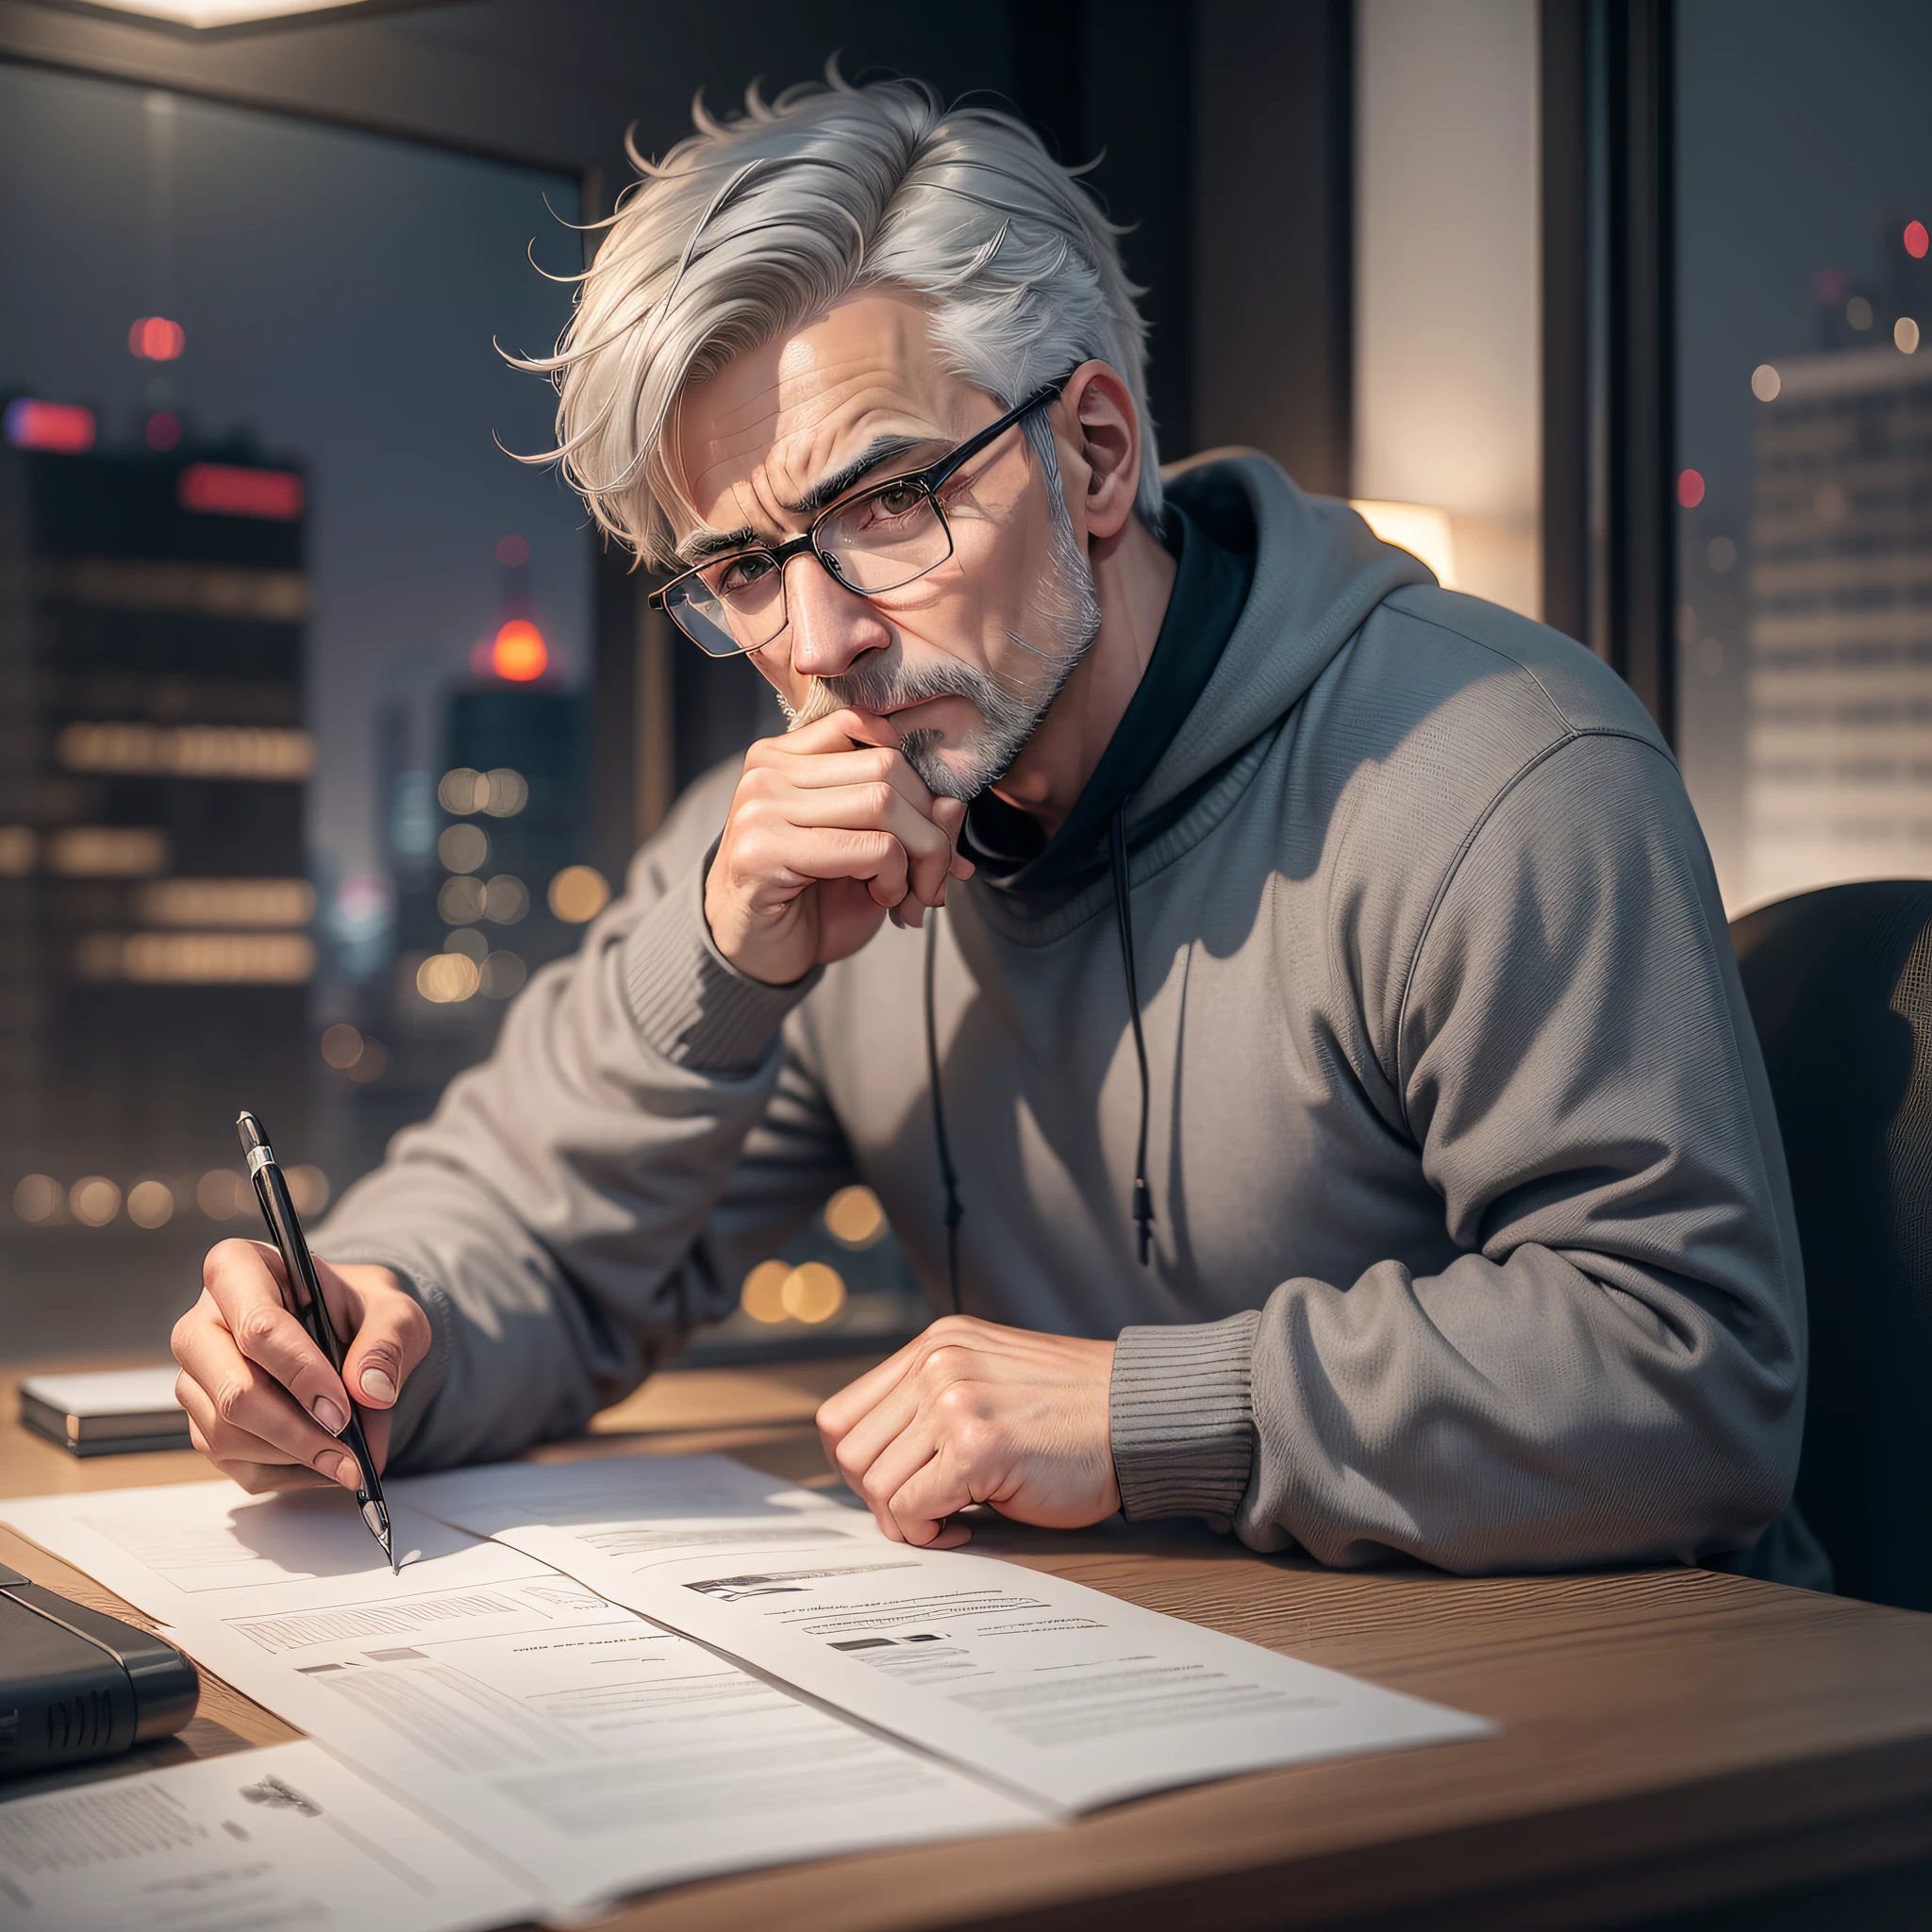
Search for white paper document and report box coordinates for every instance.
[0,1740,527,1932]
[401,1455,1495,1811]
[0,1482,1047,1914]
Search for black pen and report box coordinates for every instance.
[236,1110,396,1574]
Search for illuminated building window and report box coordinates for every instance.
[177,461,305,521]
[76,930,316,984]
[56,722,316,780]
[3,397,94,453]
[137,878,316,926]
[0,826,37,875]
[46,826,171,876]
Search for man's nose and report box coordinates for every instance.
[783,551,891,680]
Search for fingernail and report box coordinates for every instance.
[320,1451,359,1490]
[312,1396,347,1435]
[359,1368,397,1405]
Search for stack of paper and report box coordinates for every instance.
[0,1482,1042,1917]
[0,1743,530,1932]
[0,1456,1493,1926]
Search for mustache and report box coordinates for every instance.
[787,654,1005,731]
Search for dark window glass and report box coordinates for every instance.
[1676,1,1932,911]
[0,63,591,1351]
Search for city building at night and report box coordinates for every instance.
[1742,345,1932,907]
[0,408,314,1269]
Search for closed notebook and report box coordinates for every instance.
[19,1365,191,1457]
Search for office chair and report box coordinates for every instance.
[1731,879,1932,1613]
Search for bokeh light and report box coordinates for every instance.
[495,533,529,568]
[480,769,528,817]
[347,1038,388,1084]
[285,1165,330,1217]
[741,1259,791,1324]
[1677,469,1706,509]
[438,824,488,874]
[491,619,548,682]
[417,952,481,1003]
[438,874,486,924]
[126,316,185,360]
[1897,317,1921,356]
[548,865,609,923]
[480,952,526,999]
[321,1022,363,1069]
[145,410,180,451]
[781,1261,846,1324]
[1906,220,1929,260]
[13,1174,63,1224]
[197,1169,246,1219]
[824,1185,888,1249]
[126,1179,175,1229]
[69,1176,122,1226]
[1751,363,1782,402]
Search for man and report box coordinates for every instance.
[171,75,1824,1584]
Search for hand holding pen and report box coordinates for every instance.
[234,1112,395,1570]
[169,1130,431,1557]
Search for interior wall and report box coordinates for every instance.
[1192,0,1355,495]
[1354,0,1542,617]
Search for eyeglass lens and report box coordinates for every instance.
[664,477,955,658]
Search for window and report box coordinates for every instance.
[0,61,591,1350]
[1675,1,1932,912]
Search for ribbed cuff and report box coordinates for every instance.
[1109,1310,1260,1522]
[623,858,821,1073]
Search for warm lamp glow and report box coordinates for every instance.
[491,619,548,682]
[1349,500,1458,589]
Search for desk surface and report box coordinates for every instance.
[5,1355,1931,1932]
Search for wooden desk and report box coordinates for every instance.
[5,1357,1931,1931]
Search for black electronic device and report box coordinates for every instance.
[0,1563,198,1776]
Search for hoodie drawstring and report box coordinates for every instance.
[921,806,1157,1315]
[1108,808,1156,1265]
[924,911,965,1314]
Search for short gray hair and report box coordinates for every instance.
[521,73,1162,566]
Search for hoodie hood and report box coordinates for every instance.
[1132,453,1433,824]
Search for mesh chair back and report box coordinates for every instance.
[1732,880,1932,1610]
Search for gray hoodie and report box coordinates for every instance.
[321,454,1823,1585]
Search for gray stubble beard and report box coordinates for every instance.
[781,516,1104,802]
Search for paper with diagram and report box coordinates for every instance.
[401,1453,1495,1811]
[0,1481,1048,1915]
[0,1740,528,1932]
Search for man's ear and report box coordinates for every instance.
[1062,361,1141,543]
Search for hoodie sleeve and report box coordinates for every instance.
[311,767,858,1473]
[1111,727,1807,1574]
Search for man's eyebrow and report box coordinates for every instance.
[673,433,939,568]
[677,525,758,566]
[780,433,930,517]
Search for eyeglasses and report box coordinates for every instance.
[649,372,1074,658]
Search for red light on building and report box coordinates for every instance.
[128,316,186,361]
[1677,468,1707,509]
[178,463,305,521]
[145,411,181,452]
[491,619,549,682]
[1907,221,1930,261]
[4,398,95,454]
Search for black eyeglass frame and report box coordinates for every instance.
[648,370,1077,656]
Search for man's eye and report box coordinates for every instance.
[871,482,924,520]
[714,554,774,595]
